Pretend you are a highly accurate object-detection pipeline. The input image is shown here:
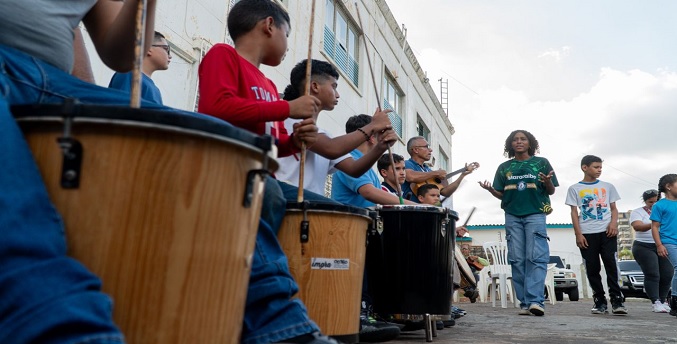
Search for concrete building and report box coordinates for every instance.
[81,0,455,189]
[618,210,634,256]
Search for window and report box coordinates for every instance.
[382,73,403,137]
[416,115,430,141]
[324,0,359,85]
[438,148,448,171]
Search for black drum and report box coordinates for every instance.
[367,205,458,315]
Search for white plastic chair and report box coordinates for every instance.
[483,241,518,308]
[478,265,491,303]
[545,263,556,305]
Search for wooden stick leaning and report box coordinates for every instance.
[297,0,317,203]
[130,0,148,108]
[354,1,403,204]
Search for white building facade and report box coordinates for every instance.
[81,0,455,174]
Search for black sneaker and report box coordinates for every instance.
[277,331,340,344]
[591,296,608,315]
[611,296,628,315]
[359,301,400,342]
[442,318,456,327]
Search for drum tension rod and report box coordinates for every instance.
[300,201,310,245]
[57,99,83,189]
[243,135,274,208]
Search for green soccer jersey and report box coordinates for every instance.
[492,156,558,217]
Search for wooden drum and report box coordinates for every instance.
[12,103,276,343]
[278,201,372,344]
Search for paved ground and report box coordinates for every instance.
[371,298,677,344]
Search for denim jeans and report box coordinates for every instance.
[662,244,677,297]
[504,213,549,309]
[1,44,317,343]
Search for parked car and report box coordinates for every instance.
[618,260,647,299]
[549,256,579,301]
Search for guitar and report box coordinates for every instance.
[410,162,479,195]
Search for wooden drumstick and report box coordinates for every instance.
[462,206,476,227]
[354,1,403,204]
[297,0,317,203]
[130,0,149,108]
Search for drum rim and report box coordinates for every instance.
[376,205,459,220]
[286,201,372,219]
[10,103,273,153]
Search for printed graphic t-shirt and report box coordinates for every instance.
[565,180,621,234]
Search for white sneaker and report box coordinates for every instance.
[653,300,668,313]
[662,302,671,312]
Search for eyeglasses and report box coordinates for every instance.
[644,189,659,197]
[414,144,431,150]
[152,44,171,55]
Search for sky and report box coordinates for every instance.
[385,0,677,225]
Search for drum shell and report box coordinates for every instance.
[278,202,371,342]
[367,206,458,315]
[17,108,271,344]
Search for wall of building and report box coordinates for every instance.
[80,0,454,167]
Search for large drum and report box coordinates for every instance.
[13,103,275,343]
[367,205,458,315]
[278,201,372,344]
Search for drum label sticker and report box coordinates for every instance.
[311,258,350,270]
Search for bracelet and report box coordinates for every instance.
[356,127,371,142]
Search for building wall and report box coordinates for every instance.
[80,0,454,173]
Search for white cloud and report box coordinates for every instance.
[537,46,571,63]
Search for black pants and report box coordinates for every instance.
[632,241,674,302]
[580,232,623,299]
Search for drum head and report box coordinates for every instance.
[286,201,372,218]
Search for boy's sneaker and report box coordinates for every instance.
[611,296,628,315]
[359,301,400,342]
[528,304,545,316]
[278,331,339,344]
[518,308,531,315]
[653,300,668,313]
[591,296,608,314]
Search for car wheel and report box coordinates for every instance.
[555,290,564,301]
[568,287,579,301]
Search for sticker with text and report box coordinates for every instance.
[311,258,350,270]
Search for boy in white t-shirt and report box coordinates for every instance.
[565,155,626,315]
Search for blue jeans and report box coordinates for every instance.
[504,213,549,309]
[662,244,677,297]
[0,43,317,343]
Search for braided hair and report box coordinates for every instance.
[657,174,677,201]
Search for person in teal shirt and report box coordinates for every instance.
[479,129,558,316]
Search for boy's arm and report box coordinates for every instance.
[570,205,588,249]
[357,184,416,205]
[607,202,619,237]
[332,129,398,177]
[83,0,157,72]
[198,47,289,126]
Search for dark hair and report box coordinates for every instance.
[642,189,659,201]
[581,155,603,167]
[283,59,339,101]
[657,174,677,201]
[377,153,404,174]
[503,130,539,158]
[154,31,166,43]
[345,114,371,134]
[417,183,439,198]
[227,0,290,42]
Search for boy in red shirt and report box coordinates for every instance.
[197,1,337,343]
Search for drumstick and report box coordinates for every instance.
[296,0,317,203]
[130,0,149,108]
[354,1,403,204]
[461,206,476,227]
